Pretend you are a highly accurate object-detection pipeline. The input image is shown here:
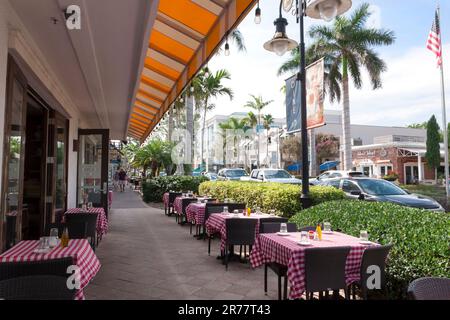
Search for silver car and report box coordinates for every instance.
[249,169,302,184]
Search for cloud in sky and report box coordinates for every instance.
[207,0,449,129]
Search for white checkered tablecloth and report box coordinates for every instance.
[186,203,206,225]
[206,213,280,252]
[64,208,108,237]
[249,232,378,300]
[0,239,101,300]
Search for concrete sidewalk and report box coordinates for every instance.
[84,189,280,300]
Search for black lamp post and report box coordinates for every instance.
[263,0,352,209]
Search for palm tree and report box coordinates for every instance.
[218,121,231,166]
[244,95,273,168]
[226,117,251,166]
[196,68,234,167]
[263,114,274,166]
[278,3,394,170]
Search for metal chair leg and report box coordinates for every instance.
[278,275,282,300]
[283,275,288,300]
[208,236,211,255]
[264,264,268,294]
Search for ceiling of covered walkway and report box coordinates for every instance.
[127,0,258,142]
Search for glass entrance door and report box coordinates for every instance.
[1,56,27,251]
[405,165,419,184]
[77,130,109,215]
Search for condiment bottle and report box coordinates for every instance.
[61,227,69,248]
[316,223,322,241]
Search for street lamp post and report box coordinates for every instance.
[263,0,352,209]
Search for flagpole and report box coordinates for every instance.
[437,5,450,199]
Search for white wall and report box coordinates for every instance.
[67,118,79,208]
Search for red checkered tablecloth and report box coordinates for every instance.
[186,203,206,225]
[163,193,170,208]
[206,213,280,252]
[249,232,378,300]
[0,239,101,300]
[64,208,108,237]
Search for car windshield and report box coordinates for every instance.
[225,169,248,177]
[348,172,365,177]
[357,179,407,196]
[264,170,292,179]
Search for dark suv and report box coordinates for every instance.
[322,177,444,211]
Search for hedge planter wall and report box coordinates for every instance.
[290,200,450,299]
[198,181,345,217]
[142,176,208,203]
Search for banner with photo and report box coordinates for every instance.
[285,58,325,133]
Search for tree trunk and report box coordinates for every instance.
[168,109,174,141]
[201,99,208,168]
[257,112,261,168]
[266,129,270,167]
[186,96,194,168]
[341,74,352,171]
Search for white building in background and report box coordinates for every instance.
[198,110,427,173]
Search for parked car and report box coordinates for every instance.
[217,168,249,181]
[322,177,445,211]
[309,170,366,185]
[249,169,302,184]
[204,172,218,181]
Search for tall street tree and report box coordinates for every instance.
[279,3,395,171]
[425,115,441,183]
[244,95,273,168]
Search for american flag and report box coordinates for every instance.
[427,8,442,67]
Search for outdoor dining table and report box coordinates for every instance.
[186,202,206,226]
[249,231,378,300]
[0,239,101,300]
[206,212,283,253]
[64,207,108,237]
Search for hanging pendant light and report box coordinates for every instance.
[263,2,298,58]
[305,0,352,21]
[224,37,230,56]
[254,1,261,24]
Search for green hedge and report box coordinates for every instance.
[142,176,208,203]
[198,181,345,217]
[289,200,450,299]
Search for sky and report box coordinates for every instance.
[207,0,450,128]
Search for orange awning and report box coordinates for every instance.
[128,0,257,142]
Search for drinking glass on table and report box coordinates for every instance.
[39,237,49,250]
[268,209,276,216]
[360,230,369,242]
[255,207,261,215]
[323,222,331,233]
[223,206,229,214]
[300,231,308,242]
[49,228,59,247]
[280,223,288,234]
[87,202,93,210]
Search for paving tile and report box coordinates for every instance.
[84,190,276,300]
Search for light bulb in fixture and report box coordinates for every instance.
[317,0,339,22]
[254,2,261,24]
[224,42,230,56]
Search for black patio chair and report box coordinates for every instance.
[0,275,76,300]
[177,198,197,224]
[298,226,316,232]
[205,205,230,253]
[65,213,98,250]
[44,222,65,238]
[304,246,351,300]
[407,277,450,300]
[258,217,288,234]
[166,192,181,216]
[224,218,257,270]
[350,244,393,300]
[205,203,246,254]
[260,222,297,300]
[0,257,74,281]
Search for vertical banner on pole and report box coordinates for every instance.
[285,58,326,134]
